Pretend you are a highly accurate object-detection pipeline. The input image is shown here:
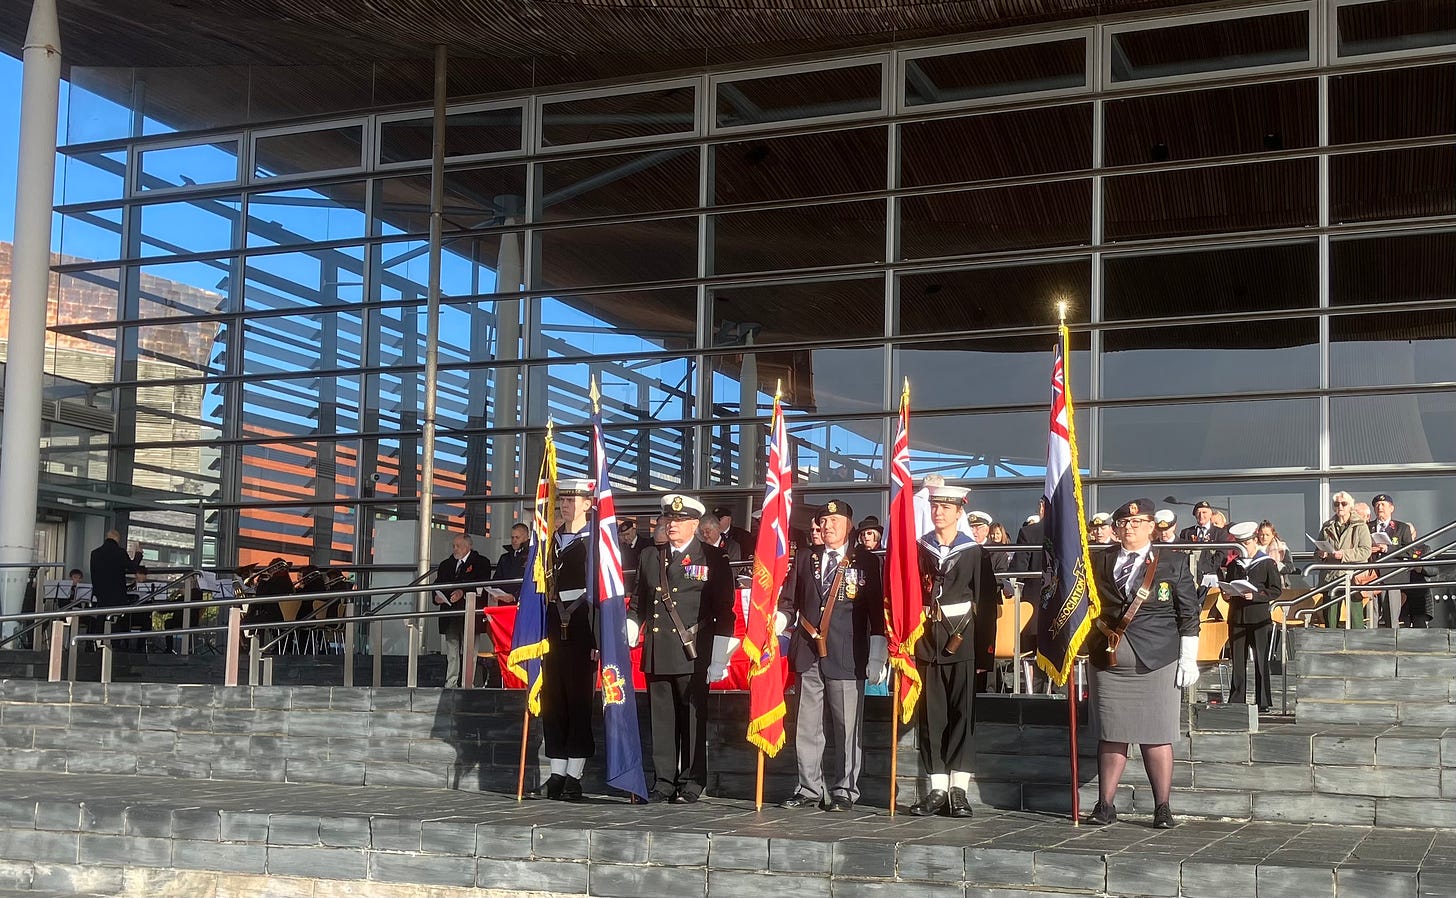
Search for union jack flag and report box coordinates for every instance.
[745,391,792,756]
[885,380,925,723]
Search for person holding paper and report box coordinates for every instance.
[1218,522,1282,711]
[1317,491,1373,628]
[1367,493,1417,627]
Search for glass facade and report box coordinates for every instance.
[42,0,1456,568]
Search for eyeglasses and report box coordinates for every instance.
[1333,501,1349,507]
[1115,516,1154,526]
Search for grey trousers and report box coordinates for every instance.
[794,662,866,802]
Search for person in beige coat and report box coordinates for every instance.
[1317,491,1373,628]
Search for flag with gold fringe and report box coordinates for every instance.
[506,423,557,715]
[744,390,792,756]
[884,381,925,724]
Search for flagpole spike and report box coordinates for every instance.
[589,376,601,414]
[1056,300,1068,327]
[774,379,782,402]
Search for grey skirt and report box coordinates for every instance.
[1089,637,1180,745]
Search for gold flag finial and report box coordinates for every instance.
[902,377,910,404]
[774,379,782,402]
[589,375,600,414]
[1057,300,1068,326]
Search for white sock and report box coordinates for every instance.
[549,758,568,776]
[929,773,949,791]
[566,757,586,779]
[951,771,971,791]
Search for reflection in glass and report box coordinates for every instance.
[782,417,885,484]
[528,358,695,427]
[716,64,882,128]
[49,328,117,387]
[894,334,1090,410]
[137,141,240,191]
[1331,311,1456,388]
[1103,241,1319,320]
[899,104,1092,188]
[138,197,241,258]
[1103,158,1318,241]
[1102,319,1319,400]
[1331,145,1456,224]
[1331,231,1456,306]
[374,165,527,237]
[139,260,233,318]
[247,183,367,248]
[1330,63,1456,145]
[1104,79,1317,166]
[710,347,885,418]
[1109,12,1310,82]
[1324,475,1456,541]
[1332,392,1456,466]
[244,246,365,312]
[535,217,698,290]
[55,269,123,327]
[254,124,364,179]
[712,128,885,205]
[538,289,697,358]
[62,150,126,205]
[59,209,124,263]
[540,86,696,147]
[375,238,507,302]
[897,259,1091,335]
[66,68,136,144]
[378,105,524,165]
[134,320,229,378]
[910,409,1084,479]
[1087,479,1320,557]
[711,200,885,275]
[711,277,885,345]
[242,312,364,375]
[904,39,1086,106]
[539,147,699,221]
[1336,0,1456,57]
[899,179,1091,258]
[1101,398,1318,473]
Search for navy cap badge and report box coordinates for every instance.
[671,496,683,512]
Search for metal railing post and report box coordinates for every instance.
[66,614,79,682]
[342,602,356,688]
[224,606,242,687]
[1011,584,1023,695]
[47,620,64,682]
[1342,572,1353,630]
[100,640,113,684]
[248,634,261,686]
[406,618,421,688]
[462,592,478,689]
[372,620,383,688]
[181,604,192,655]
[262,656,274,687]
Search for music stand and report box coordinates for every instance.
[43,582,91,610]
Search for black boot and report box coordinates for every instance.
[948,787,973,818]
[541,774,565,800]
[562,775,583,802]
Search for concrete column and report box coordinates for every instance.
[0,0,61,627]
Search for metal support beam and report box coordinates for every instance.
[0,0,62,629]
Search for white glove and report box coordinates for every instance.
[706,634,739,683]
[773,612,788,637]
[1200,574,1218,590]
[624,619,640,649]
[1174,635,1200,689]
[866,635,889,686]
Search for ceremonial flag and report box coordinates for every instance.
[587,380,649,800]
[744,389,792,756]
[506,423,558,716]
[884,380,925,725]
[1034,325,1100,686]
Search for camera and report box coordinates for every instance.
[370,473,382,482]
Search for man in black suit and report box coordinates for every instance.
[777,499,886,812]
[433,534,491,688]
[628,493,736,803]
[697,514,743,563]
[1085,499,1200,829]
[89,530,141,649]
[1367,493,1418,627]
[1010,499,1046,575]
[715,506,755,561]
[1178,500,1231,582]
[908,485,998,819]
[1219,521,1282,711]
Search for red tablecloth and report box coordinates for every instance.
[480,588,793,692]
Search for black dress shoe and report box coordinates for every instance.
[562,775,583,802]
[1152,803,1176,829]
[909,789,948,817]
[1086,800,1117,826]
[827,796,853,812]
[541,774,565,800]
[647,788,675,804]
[671,790,700,804]
[948,787,973,818]
[779,792,820,810]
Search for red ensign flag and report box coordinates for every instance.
[885,381,925,724]
[744,392,793,756]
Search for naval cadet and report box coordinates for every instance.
[627,493,737,803]
[1219,521,1281,712]
[1085,499,1200,828]
[538,478,596,801]
[777,499,887,812]
[909,485,998,819]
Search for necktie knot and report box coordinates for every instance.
[1115,554,1137,596]
[827,550,839,567]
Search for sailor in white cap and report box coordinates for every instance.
[538,477,596,801]
[1218,521,1281,712]
[908,484,998,819]
[627,492,737,803]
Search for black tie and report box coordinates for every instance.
[1115,554,1137,598]
[1198,528,1208,541]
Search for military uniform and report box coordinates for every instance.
[1368,498,1418,627]
[778,499,886,811]
[538,479,597,801]
[1217,524,1281,710]
[629,493,736,802]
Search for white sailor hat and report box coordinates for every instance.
[1087,512,1111,528]
[1153,508,1177,531]
[661,493,706,519]
[556,478,595,498]
[967,510,993,527]
[927,485,970,505]
[1228,521,1259,541]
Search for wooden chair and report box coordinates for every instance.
[992,598,1038,693]
[1196,618,1230,701]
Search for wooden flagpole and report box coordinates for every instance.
[755,751,765,810]
[889,671,900,817]
[516,708,531,801]
[1068,667,1080,824]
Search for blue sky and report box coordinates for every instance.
[0,53,22,242]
